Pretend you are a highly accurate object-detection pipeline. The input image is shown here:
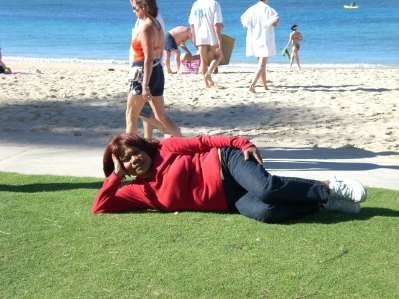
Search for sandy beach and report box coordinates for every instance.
[1,62,398,154]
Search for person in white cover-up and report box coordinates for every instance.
[241,0,279,93]
[189,0,223,88]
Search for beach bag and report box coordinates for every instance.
[127,66,144,82]
[179,59,200,74]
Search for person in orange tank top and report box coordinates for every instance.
[126,0,182,137]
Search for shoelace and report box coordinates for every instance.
[331,180,352,200]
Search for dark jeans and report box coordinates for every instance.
[221,148,329,223]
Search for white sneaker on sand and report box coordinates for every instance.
[323,198,361,214]
[327,176,367,203]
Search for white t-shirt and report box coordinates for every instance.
[188,0,223,46]
[241,2,278,57]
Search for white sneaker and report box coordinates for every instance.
[327,176,367,203]
[323,198,361,214]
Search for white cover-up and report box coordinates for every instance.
[189,0,223,46]
[241,2,279,58]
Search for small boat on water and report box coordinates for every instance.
[344,5,359,9]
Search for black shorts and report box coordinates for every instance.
[129,60,164,96]
[163,32,178,51]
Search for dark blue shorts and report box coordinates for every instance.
[129,60,164,97]
[163,32,178,51]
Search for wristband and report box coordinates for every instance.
[143,86,150,90]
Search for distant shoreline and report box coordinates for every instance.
[4,57,399,71]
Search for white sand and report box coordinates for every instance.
[1,62,398,154]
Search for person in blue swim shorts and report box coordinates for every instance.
[164,26,194,74]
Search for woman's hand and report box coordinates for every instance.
[243,146,263,165]
[142,86,152,101]
[112,154,127,178]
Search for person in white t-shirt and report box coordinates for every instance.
[189,0,223,88]
[241,0,279,93]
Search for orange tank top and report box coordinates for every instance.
[132,24,162,61]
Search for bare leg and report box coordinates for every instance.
[296,53,301,70]
[249,57,268,93]
[141,113,171,138]
[126,93,145,133]
[198,45,210,87]
[291,46,300,69]
[289,56,294,70]
[259,58,268,90]
[205,45,223,87]
[149,95,182,137]
[173,49,181,73]
[164,50,173,74]
[143,121,153,139]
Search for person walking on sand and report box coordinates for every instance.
[284,24,303,70]
[129,11,172,139]
[126,0,182,138]
[164,26,194,74]
[189,0,223,88]
[241,0,279,93]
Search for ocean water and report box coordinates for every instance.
[1,0,398,68]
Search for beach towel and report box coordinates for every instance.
[179,59,200,74]
[282,48,291,60]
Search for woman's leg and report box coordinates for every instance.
[260,58,268,90]
[150,95,182,137]
[235,195,320,223]
[198,45,210,88]
[205,45,222,86]
[249,57,268,93]
[222,171,320,223]
[173,49,181,73]
[296,49,301,69]
[164,50,173,74]
[221,148,326,222]
[126,93,145,133]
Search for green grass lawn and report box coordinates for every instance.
[1,172,399,299]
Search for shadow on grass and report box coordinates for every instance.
[0,182,102,193]
[290,207,399,225]
[115,207,399,225]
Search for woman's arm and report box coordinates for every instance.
[284,32,293,49]
[161,136,253,153]
[161,135,263,165]
[92,173,124,213]
[140,25,155,100]
[92,156,150,213]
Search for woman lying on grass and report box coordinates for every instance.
[92,134,367,223]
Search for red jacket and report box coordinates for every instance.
[92,136,253,213]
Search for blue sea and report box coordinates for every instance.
[1,0,398,68]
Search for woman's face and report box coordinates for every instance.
[118,145,152,180]
[131,0,144,19]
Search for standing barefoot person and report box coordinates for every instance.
[189,0,223,88]
[284,24,303,70]
[241,0,279,93]
[126,0,182,137]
